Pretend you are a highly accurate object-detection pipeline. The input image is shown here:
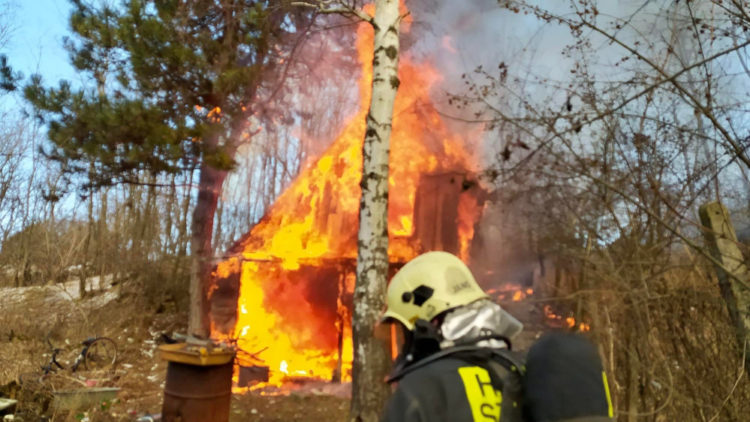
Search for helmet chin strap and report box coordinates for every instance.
[392,318,442,373]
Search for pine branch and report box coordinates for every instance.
[292,1,373,24]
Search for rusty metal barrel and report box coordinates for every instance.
[159,343,235,422]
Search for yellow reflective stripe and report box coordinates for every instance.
[602,371,614,418]
[458,366,502,422]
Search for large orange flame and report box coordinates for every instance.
[213,5,484,390]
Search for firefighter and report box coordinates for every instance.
[380,251,525,422]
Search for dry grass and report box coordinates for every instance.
[0,279,186,420]
[550,253,750,421]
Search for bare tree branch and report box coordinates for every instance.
[293,1,373,23]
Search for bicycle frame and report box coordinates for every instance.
[42,337,103,374]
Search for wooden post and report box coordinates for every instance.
[698,201,750,373]
[332,270,345,383]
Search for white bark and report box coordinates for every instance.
[350,1,402,421]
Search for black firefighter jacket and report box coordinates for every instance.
[381,356,522,422]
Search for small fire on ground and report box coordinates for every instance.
[543,305,591,332]
[488,284,591,333]
[487,285,535,302]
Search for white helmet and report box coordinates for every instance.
[382,251,488,330]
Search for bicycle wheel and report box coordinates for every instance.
[83,337,118,371]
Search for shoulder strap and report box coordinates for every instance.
[487,348,525,373]
[387,345,526,383]
[484,350,527,422]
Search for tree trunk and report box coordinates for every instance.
[188,160,228,338]
[81,186,95,298]
[174,170,194,281]
[213,198,224,255]
[350,2,401,422]
[98,189,108,291]
[144,176,157,257]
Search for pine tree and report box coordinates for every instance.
[25,0,310,336]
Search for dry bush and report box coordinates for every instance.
[119,256,190,314]
[556,251,750,421]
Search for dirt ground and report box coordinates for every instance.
[0,278,548,421]
[230,394,348,422]
[0,278,350,421]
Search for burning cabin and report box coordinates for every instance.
[207,17,488,389]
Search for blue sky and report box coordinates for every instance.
[5,0,76,105]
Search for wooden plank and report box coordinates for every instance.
[413,172,465,254]
[699,201,750,371]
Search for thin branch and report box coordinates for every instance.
[708,340,747,422]
[476,83,750,291]
[514,4,750,166]
[587,171,750,291]
[292,1,373,24]
[573,13,750,168]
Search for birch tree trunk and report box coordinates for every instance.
[350,1,401,421]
